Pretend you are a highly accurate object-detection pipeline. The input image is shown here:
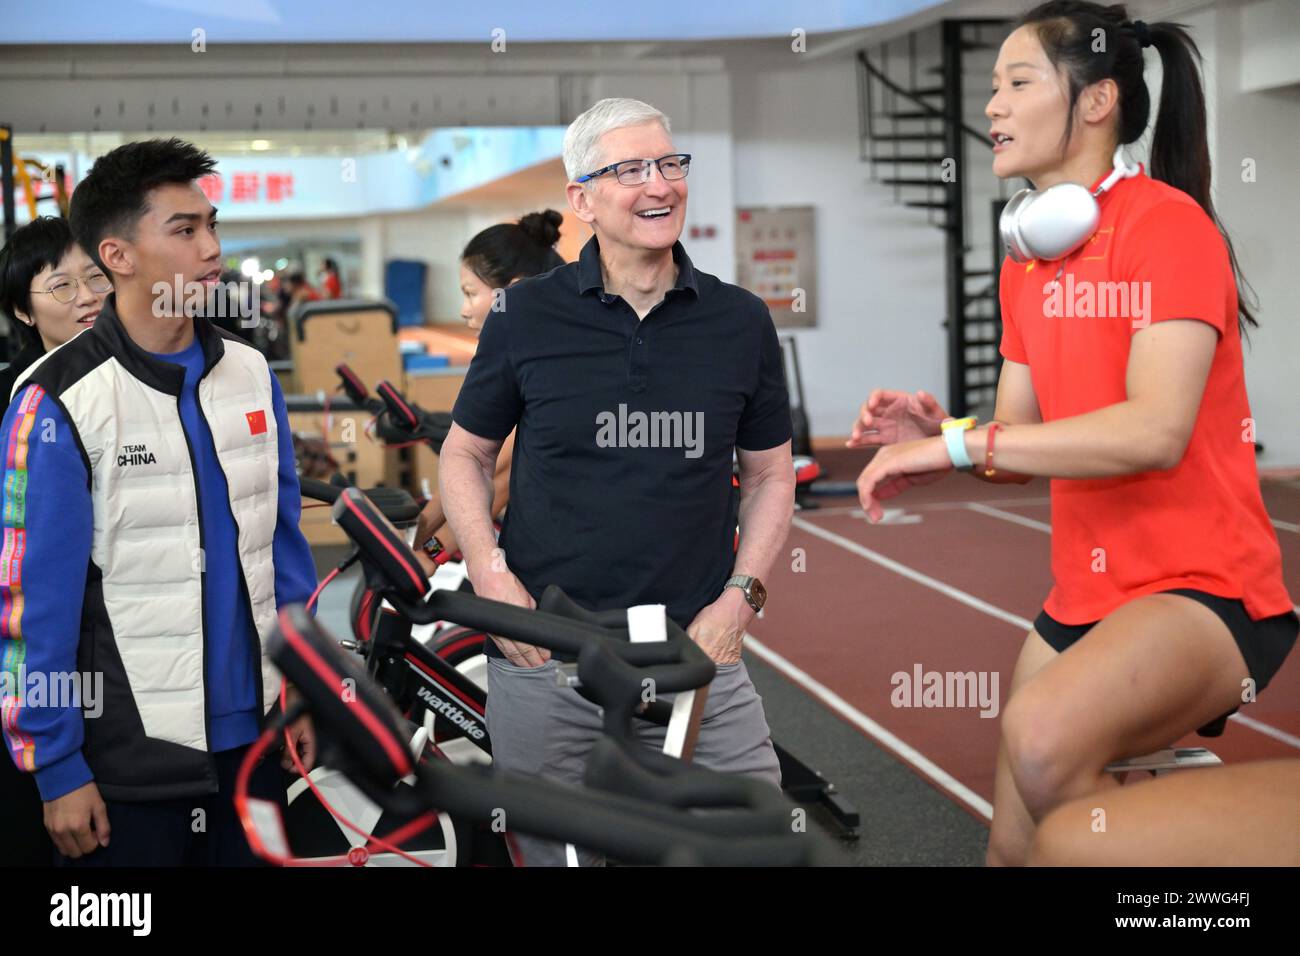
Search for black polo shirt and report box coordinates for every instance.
[452,235,791,650]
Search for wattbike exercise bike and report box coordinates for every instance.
[288,367,860,861]
[249,486,836,866]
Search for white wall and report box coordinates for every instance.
[731,55,949,440]
[586,71,738,282]
[1191,0,1300,467]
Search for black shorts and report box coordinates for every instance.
[1034,588,1298,696]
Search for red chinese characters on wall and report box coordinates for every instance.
[196,171,296,204]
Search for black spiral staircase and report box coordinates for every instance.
[856,19,1012,418]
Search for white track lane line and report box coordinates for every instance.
[791,516,1034,631]
[744,634,994,821]
[803,496,1052,519]
[806,507,1300,751]
[964,501,1052,533]
[1228,713,1300,749]
[1272,518,1300,534]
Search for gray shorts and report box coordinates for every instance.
[485,655,782,867]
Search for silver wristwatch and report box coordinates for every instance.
[724,574,768,613]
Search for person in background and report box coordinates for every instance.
[282,268,321,308]
[0,217,110,415]
[412,210,565,570]
[319,257,342,299]
[0,215,111,866]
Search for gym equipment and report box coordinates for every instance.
[1105,712,1229,780]
[1,126,70,240]
[246,486,835,866]
[294,368,860,854]
[780,335,813,458]
[291,300,402,397]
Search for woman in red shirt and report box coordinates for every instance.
[851,1,1297,866]
[319,257,342,299]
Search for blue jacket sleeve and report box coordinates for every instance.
[270,374,318,611]
[0,385,95,801]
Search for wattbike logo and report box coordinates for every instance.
[117,442,158,467]
[416,685,486,740]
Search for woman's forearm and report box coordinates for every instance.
[960,401,1179,480]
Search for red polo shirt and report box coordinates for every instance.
[999,169,1292,623]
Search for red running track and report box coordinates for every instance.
[748,471,1300,822]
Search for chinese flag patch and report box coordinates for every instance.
[246,410,268,435]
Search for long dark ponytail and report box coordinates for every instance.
[1018,1,1257,332]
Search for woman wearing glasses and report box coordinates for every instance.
[0,214,110,867]
[0,216,111,418]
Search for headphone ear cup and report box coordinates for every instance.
[1000,189,1035,263]
[1003,183,1100,263]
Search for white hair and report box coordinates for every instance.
[562,98,672,184]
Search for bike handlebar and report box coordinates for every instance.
[267,602,831,865]
[334,363,375,409]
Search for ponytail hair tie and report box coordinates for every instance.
[1128,19,1153,48]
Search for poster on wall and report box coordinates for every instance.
[735,206,817,328]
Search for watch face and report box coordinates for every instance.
[750,578,767,609]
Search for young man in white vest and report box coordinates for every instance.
[0,138,318,865]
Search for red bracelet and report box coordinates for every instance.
[984,423,1002,476]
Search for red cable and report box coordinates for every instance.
[235,725,344,867]
[277,682,436,867]
[305,567,339,613]
[245,551,446,865]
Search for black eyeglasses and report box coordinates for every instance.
[576,153,691,186]
[30,274,113,304]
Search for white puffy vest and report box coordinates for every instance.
[50,336,281,753]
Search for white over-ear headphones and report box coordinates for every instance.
[999,145,1141,263]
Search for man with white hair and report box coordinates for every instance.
[439,97,795,866]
